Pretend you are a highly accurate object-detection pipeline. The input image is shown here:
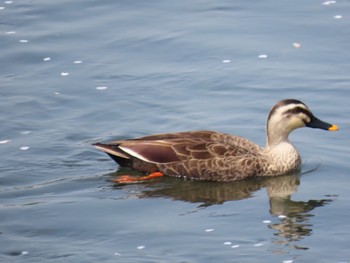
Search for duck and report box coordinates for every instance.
[93,99,338,183]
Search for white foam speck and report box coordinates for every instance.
[19,39,28,43]
[223,241,232,245]
[0,6,5,10]
[74,60,82,64]
[278,215,287,219]
[20,146,30,151]
[258,54,268,59]
[322,0,336,5]
[43,57,51,61]
[20,131,32,135]
[54,91,60,95]
[0,140,11,144]
[61,72,69,76]
[21,251,29,255]
[283,260,293,263]
[5,1,13,4]
[205,228,214,232]
[137,245,145,250]
[96,86,107,90]
[6,31,16,34]
[334,15,343,19]
[222,59,231,63]
[263,220,271,224]
[253,243,263,247]
[293,42,301,48]
[114,252,121,256]
[231,244,240,248]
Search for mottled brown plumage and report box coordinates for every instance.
[94,99,338,182]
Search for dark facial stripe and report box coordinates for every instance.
[267,99,307,122]
[283,106,314,125]
[283,106,313,118]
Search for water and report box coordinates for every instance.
[1,0,349,262]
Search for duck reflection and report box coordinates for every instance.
[110,168,333,248]
[263,174,332,249]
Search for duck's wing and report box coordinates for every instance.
[94,131,263,180]
[96,130,258,162]
[95,137,223,165]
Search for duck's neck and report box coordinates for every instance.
[263,129,301,175]
[266,125,290,149]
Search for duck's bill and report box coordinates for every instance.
[307,117,338,131]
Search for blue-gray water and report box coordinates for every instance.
[1,0,349,262]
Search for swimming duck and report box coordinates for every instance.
[94,99,338,183]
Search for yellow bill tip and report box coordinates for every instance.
[328,124,339,131]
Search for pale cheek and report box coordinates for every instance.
[299,114,310,126]
[295,118,310,128]
[290,117,306,129]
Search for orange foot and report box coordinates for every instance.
[112,172,164,184]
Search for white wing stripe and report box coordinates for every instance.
[119,146,152,162]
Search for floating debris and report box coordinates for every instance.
[293,42,301,48]
[258,54,268,59]
[137,245,145,250]
[20,146,30,151]
[43,57,51,61]
[205,228,214,232]
[262,220,271,224]
[222,59,231,63]
[0,140,11,144]
[231,244,240,248]
[61,72,69,76]
[334,15,343,19]
[96,86,108,90]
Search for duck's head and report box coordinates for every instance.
[266,99,338,147]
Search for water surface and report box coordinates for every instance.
[1,0,349,262]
